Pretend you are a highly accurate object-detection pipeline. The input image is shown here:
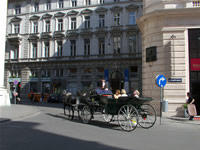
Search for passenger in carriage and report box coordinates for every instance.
[120,89,128,97]
[114,89,121,99]
[133,90,140,98]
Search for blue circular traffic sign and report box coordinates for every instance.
[156,75,167,88]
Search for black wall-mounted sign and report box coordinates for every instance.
[146,46,157,62]
[168,78,182,83]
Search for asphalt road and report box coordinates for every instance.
[0,103,200,150]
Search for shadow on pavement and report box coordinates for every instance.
[0,120,133,150]
[46,113,123,132]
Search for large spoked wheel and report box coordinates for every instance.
[102,109,114,123]
[138,104,157,129]
[81,105,92,124]
[64,104,72,119]
[117,105,138,132]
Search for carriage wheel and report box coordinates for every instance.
[102,109,114,123]
[117,105,138,132]
[138,104,157,129]
[64,105,72,119]
[81,105,92,124]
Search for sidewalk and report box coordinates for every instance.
[0,103,40,123]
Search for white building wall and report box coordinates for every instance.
[5,0,142,99]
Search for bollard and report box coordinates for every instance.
[162,100,168,112]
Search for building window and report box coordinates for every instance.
[97,67,104,72]
[46,1,51,10]
[71,17,76,30]
[84,68,92,73]
[99,38,105,55]
[41,69,50,77]
[72,0,77,7]
[10,70,21,78]
[114,13,120,26]
[85,16,90,29]
[57,41,62,57]
[30,69,38,78]
[128,35,136,53]
[113,36,121,54]
[15,5,21,14]
[99,0,104,4]
[33,22,38,33]
[85,0,91,5]
[30,82,38,92]
[146,46,157,62]
[84,39,90,56]
[193,1,200,7]
[34,3,39,12]
[45,20,50,32]
[55,68,63,77]
[32,43,37,58]
[129,12,136,25]
[130,66,138,78]
[70,40,76,56]
[57,19,63,31]
[70,68,77,73]
[99,14,105,27]
[58,0,64,8]
[44,42,50,57]
[14,23,20,34]
[10,47,19,59]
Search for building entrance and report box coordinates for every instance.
[110,71,124,93]
[189,29,200,115]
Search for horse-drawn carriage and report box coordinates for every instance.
[63,88,157,132]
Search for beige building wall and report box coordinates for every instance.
[138,0,200,116]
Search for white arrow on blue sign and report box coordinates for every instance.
[156,75,167,88]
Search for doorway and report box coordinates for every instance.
[189,29,200,115]
[110,71,124,93]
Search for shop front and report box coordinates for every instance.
[189,29,200,115]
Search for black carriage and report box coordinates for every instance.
[79,89,157,132]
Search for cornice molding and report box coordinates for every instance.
[110,6,123,12]
[29,15,40,21]
[10,16,22,22]
[54,12,65,18]
[42,13,52,19]
[67,10,79,16]
[81,9,93,15]
[125,4,139,11]
[95,7,108,13]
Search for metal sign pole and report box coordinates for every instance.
[155,74,166,125]
[14,85,16,104]
[160,87,162,125]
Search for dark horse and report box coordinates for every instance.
[62,90,76,119]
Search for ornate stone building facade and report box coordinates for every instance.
[5,0,142,100]
[138,0,200,116]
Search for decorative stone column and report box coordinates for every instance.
[0,0,10,106]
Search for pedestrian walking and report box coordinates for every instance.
[186,92,196,120]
